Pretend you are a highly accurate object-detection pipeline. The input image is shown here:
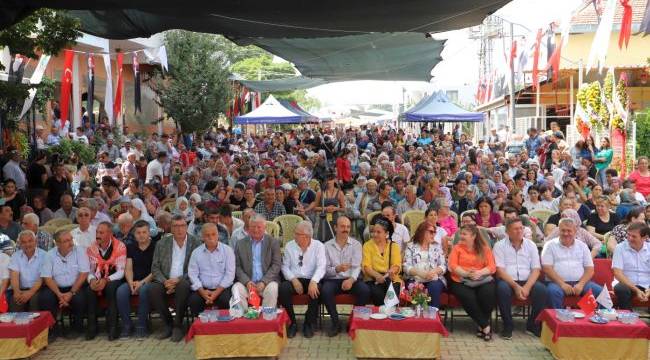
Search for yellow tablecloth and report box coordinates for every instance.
[540,323,649,360]
[193,329,287,359]
[0,328,49,360]
[352,329,441,359]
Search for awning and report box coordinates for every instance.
[403,91,484,122]
[237,77,327,92]
[243,33,445,81]
[0,1,510,40]
[235,94,304,125]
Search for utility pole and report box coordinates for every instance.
[509,21,516,131]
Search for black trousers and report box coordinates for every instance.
[149,279,191,328]
[321,279,370,324]
[365,281,401,306]
[496,279,547,332]
[38,286,87,330]
[278,278,320,325]
[614,283,645,310]
[449,280,496,329]
[85,279,123,332]
[188,288,232,317]
[7,288,40,312]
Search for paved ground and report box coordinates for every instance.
[34,311,557,360]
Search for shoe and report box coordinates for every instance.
[85,323,97,341]
[327,322,340,337]
[500,329,512,340]
[48,328,59,343]
[135,327,148,340]
[120,326,133,339]
[483,330,493,341]
[157,326,172,340]
[525,327,541,338]
[287,323,298,338]
[108,327,120,341]
[171,327,185,342]
[302,324,314,338]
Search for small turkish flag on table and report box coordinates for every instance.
[577,289,597,315]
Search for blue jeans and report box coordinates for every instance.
[116,282,152,331]
[546,281,602,309]
[406,279,445,308]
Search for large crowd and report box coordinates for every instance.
[0,120,649,344]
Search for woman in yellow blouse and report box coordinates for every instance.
[362,215,402,305]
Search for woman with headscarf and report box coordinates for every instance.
[544,209,601,258]
[174,196,193,222]
[129,198,158,237]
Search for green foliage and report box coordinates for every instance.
[151,30,231,133]
[14,132,29,159]
[47,138,96,165]
[33,77,56,115]
[636,111,650,158]
[0,9,80,65]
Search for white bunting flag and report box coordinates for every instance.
[383,283,399,308]
[102,54,114,126]
[595,285,613,310]
[586,0,617,74]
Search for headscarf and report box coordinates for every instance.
[130,198,158,236]
[175,196,193,221]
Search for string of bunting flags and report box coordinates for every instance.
[55,46,168,129]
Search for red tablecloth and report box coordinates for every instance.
[536,309,650,343]
[348,307,449,340]
[0,312,54,346]
[185,309,290,342]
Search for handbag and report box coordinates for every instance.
[461,275,493,288]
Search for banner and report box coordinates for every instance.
[586,0,616,73]
[113,52,124,124]
[86,53,95,126]
[133,53,141,113]
[59,49,74,129]
[611,128,627,178]
[18,54,51,120]
[532,29,543,90]
[102,54,114,125]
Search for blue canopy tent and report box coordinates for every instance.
[235,95,304,125]
[402,91,484,122]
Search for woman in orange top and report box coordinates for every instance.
[448,224,496,341]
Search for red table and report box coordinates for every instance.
[0,311,54,360]
[348,307,449,359]
[536,309,650,360]
[185,309,290,359]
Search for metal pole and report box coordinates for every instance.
[569,75,574,136]
[578,60,584,87]
[509,22,516,131]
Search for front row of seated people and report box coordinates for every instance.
[1,210,649,342]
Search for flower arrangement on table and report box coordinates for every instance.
[400,283,431,307]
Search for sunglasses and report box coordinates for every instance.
[299,254,304,267]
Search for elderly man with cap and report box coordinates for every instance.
[39,229,89,339]
[119,138,134,160]
[8,230,46,312]
[99,135,120,162]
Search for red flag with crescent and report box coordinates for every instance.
[618,0,632,49]
[59,49,74,129]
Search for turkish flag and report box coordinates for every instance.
[59,49,74,129]
[113,52,124,123]
[619,0,632,49]
[532,29,543,90]
[577,289,597,315]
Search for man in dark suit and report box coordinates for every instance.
[148,214,201,342]
[232,214,282,308]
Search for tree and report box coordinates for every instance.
[231,54,321,111]
[151,31,232,133]
[636,110,650,158]
[0,9,80,131]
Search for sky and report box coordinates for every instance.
[307,0,583,107]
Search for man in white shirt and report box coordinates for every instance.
[8,231,46,312]
[39,229,89,338]
[279,221,326,339]
[541,219,602,309]
[396,185,427,217]
[71,207,96,249]
[119,139,133,160]
[612,222,650,310]
[230,209,254,251]
[149,215,201,342]
[146,151,167,183]
[381,205,410,251]
[72,127,89,144]
[494,218,547,339]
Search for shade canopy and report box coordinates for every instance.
[277,99,319,123]
[403,91,484,122]
[242,33,445,82]
[237,77,327,92]
[0,1,510,40]
[235,94,307,125]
